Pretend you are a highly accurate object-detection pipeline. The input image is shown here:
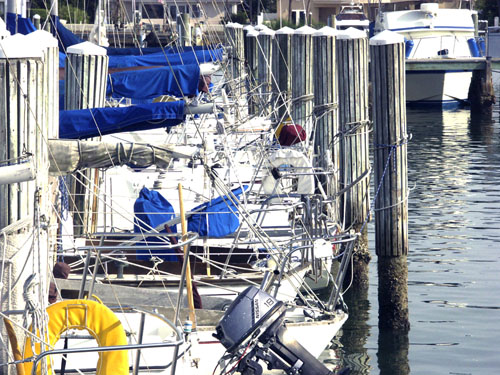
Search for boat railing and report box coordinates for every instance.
[74,231,199,299]
[27,307,184,375]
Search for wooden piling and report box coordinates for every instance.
[65,42,109,236]
[245,28,259,116]
[257,28,274,117]
[291,26,315,135]
[0,41,46,229]
[177,13,191,46]
[0,34,56,370]
[370,30,410,331]
[312,26,338,200]
[336,27,371,286]
[273,27,294,125]
[225,23,245,98]
[468,56,496,113]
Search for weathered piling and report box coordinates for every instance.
[312,26,338,200]
[65,42,109,236]
[0,33,56,371]
[257,27,275,117]
[468,56,495,113]
[245,28,259,116]
[65,42,108,110]
[0,40,45,229]
[336,27,371,286]
[225,23,245,98]
[291,26,315,135]
[370,30,410,331]
[177,13,191,46]
[272,27,294,124]
[26,30,60,248]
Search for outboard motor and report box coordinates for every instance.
[214,286,333,375]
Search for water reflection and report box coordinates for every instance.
[333,101,500,373]
[469,110,493,136]
[377,329,410,375]
[336,285,372,374]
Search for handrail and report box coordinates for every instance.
[75,232,199,299]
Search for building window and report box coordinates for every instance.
[142,4,164,19]
[170,5,190,19]
[192,4,202,18]
[292,10,310,25]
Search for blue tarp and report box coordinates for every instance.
[6,13,36,35]
[106,45,210,56]
[188,186,247,238]
[51,15,84,51]
[107,64,201,100]
[59,51,66,68]
[108,48,223,69]
[133,187,178,261]
[59,101,185,139]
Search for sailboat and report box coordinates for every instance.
[0,1,360,374]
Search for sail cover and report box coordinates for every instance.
[107,64,201,99]
[106,45,211,56]
[6,13,37,35]
[51,15,84,51]
[48,139,198,174]
[59,101,185,139]
[188,186,248,238]
[107,48,223,68]
[134,187,178,261]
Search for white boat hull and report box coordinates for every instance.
[406,70,472,107]
[50,310,348,374]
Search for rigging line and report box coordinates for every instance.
[0,311,54,348]
[99,253,260,293]
[66,163,199,241]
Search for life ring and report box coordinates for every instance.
[23,299,128,375]
[262,149,315,195]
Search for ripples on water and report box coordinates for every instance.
[328,103,500,374]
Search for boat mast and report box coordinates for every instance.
[51,0,58,17]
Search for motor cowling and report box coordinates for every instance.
[215,286,333,375]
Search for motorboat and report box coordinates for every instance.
[335,2,370,34]
[374,2,480,107]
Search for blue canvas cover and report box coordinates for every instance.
[107,64,201,100]
[51,15,84,51]
[59,51,66,68]
[133,187,178,261]
[59,101,185,139]
[6,13,37,35]
[108,48,223,69]
[106,45,210,56]
[188,186,247,238]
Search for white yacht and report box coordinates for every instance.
[374,3,479,107]
[335,2,370,34]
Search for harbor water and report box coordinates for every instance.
[327,102,500,374]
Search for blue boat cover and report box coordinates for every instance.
[108,48,223,69]
[133,187,178,261]
[59,101,185,139]
[6,13,37,35]
[51,15,84,51]
[188,186,248,238]
[106,45,210,56]
[107,64,201,100]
